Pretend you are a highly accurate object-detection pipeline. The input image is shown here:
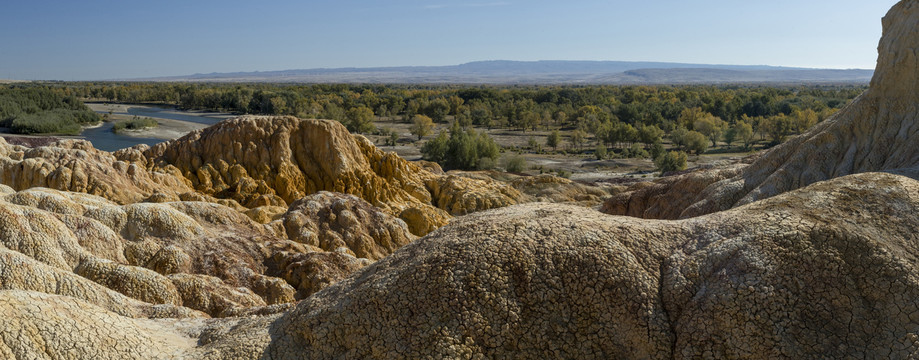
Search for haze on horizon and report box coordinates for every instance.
[0,0,899,81]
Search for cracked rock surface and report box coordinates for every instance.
[7,172,919,359]
[4,1,919,358]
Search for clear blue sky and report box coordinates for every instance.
[0,0,900,80]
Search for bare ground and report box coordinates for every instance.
[366,118,749,182]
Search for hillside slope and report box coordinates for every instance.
[604,0,919,219]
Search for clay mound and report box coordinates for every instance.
[185,172,919,359]
[0,187,418,318]
[143,116,522,235]
[8,172,919,358]
[604,0,919,219]
[270,191,415,261]
[0,138,192,205]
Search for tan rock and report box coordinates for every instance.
[0,138,193,204]
[143,116,520,235]
[273,191,416,260]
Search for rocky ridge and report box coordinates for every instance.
[603,0,919,219]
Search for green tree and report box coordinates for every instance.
[736,121,755,149]
[678,107,706,130]
[410,114,435,140]
[650,140,666,160]
[595,144,607,160]
[723,125,737,147]
[504,154,528,173]
[447,95,465,115]
[345,106,376,133]
[670,127,689,151]
[654,151,688,175]
[764,114,793,144]
[685,130,708,155]
[470,106,492,128]
[694,115,726,147]
[638,124,665,146]
[791,108,818,134]
[421,131,449,163]
[420,124,499,170]
[546,130,561,151]
[570,129,587,151]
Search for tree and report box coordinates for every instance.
[546,130,561,151]
[736,121,754,149]
[421,131,449,163]
[723,125,737,147]
[520,111,540,132]
[425,98,450,122]
[694,115,726,147]
[470,106,492,128]
[678,107,706,130]
[504,154,528,173]
[670,127,689,150]
[595,144,607,160]
[638,124,665,146]
[611,122,638,148]
[420,124,499,170]
[410,114,435,140]
[344,106,375,133]
[764,114,793,144]
[570,129,587,151]
[447,95,465,115]
[685,130,708,155]
[650,139,666,160]
[791,108,818,134]
[654,151,688,175]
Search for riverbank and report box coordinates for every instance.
[85,103,235,140]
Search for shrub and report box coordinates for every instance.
[7,108,100,135]
[113,117,158,132]
[421,125,500,170]
[654,150,688,175]
[621,143,649,159]
[595,144,607,160]
[410,115,434,140]
[504,154,528,173]
[650,140,666,160]
[684,130,709,155]
[344,106,375,134]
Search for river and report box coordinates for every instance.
[82,103,234,152]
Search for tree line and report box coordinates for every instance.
[31,81,866,171]
[0,86,101,135]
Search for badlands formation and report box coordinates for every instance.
[3,1,919,359]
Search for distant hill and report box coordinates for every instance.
[133,60,873,84]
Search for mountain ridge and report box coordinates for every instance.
[129,60,874,84]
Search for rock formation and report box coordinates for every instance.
[604,0,919,219]
[0,187,421,318]
[7,172,919,358]
[142,116,523,235]
[4,1,919,358]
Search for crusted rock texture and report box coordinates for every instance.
[143,116,523,235]
[0,139,192,204]
[0,187,427,319]
[11,172,919,359]
[5,2,919,358]
[604,0,919,220]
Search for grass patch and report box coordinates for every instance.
[113,117,158,133]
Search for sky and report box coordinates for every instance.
[0,0,901,80]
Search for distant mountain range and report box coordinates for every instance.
[132,60,874,84]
